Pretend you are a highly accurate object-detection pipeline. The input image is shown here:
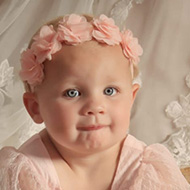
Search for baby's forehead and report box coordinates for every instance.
[43,41,131,81]
[52,41,126,65]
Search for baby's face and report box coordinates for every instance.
[33,41,139,153]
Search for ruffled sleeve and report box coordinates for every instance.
[129,144,190,190]
[0,147,51,190]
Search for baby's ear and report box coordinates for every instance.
[132,83,140,101]
[23,92,43,124]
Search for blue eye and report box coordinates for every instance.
[65,89,80,98]
[104,87,117,96]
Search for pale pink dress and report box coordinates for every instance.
[0,134,189,190]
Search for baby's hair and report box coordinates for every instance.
[23,14,140,92]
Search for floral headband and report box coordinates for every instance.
[19,14,143,87]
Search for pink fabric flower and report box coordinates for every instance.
[92,14,121,45]
[19,14,143,89]
[57,14,93,45]
[121,30,143,65]
[19,49,44,86]
[31,25,62,63]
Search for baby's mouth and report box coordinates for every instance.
[77,125,106,131]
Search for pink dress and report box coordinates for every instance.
[0,134,189,190]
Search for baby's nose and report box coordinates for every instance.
[86,107,105,116]
[81,99,105,116]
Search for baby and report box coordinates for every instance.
[0,14,189,190]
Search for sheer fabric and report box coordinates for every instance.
[0,134,189,190]
[0,0,31,36]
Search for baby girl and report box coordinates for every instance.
[0,14,189,190]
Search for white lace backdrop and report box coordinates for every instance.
[0,0,190,168]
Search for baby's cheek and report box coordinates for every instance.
[110,102,131,127]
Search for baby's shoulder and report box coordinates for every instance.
[0,136,60,190]
[0,147,38,190]
[117,135,189,190]
[132,137,189,189]
[143,142,175,163]
[0,134,45,182]
[124,135,179,164]
[0,146,30,170]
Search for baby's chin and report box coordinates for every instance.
[72,132,125,155]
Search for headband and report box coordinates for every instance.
[19,14,143,87]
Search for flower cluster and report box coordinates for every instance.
[19,14,143,87]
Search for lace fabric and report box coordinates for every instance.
[110,0,144,29]
[0,59,44,148]
[0,134,189,190]
[129,144,190,189]
[0,0,31,36]
[0,147,52,190]
[163,72,190,168]
[0,59,14,106]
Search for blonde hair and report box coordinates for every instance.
[24,14,139,92]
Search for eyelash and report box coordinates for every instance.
[63,87,118,98]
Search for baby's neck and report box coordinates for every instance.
[40,129,123,190]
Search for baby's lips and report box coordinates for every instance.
[77,124,108,131]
